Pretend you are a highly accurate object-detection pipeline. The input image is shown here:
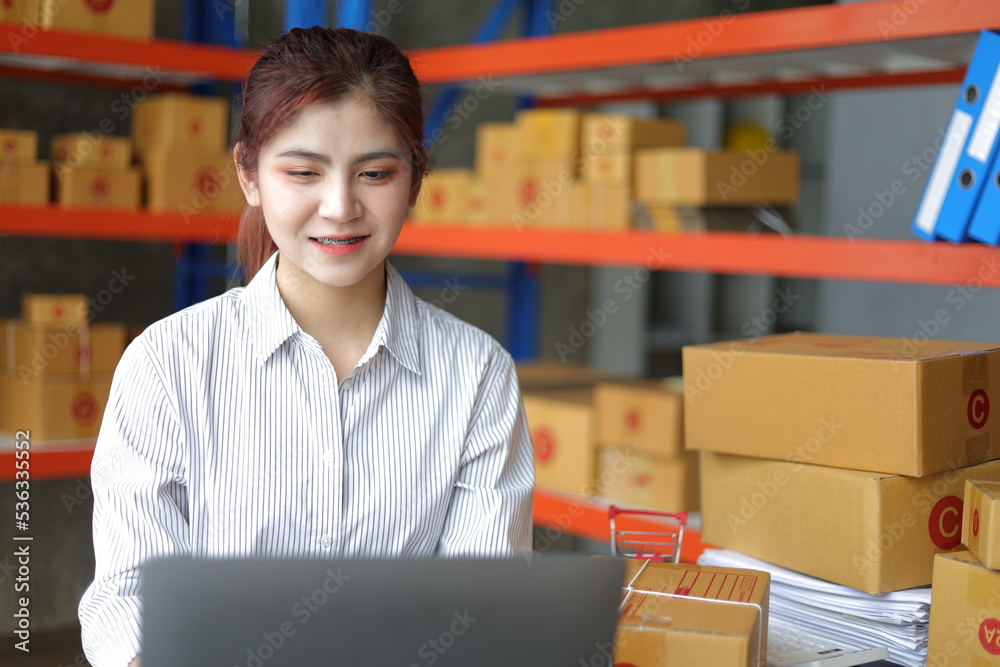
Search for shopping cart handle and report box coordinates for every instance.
[608,505,688,525]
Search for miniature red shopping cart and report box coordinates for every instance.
[608,505,688,563]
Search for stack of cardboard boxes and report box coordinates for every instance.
[0,128,48,204]
[927,479,1000,663]
[683,331,1000,601]
[1,0,155,40]
[0,294,125,443]
[51,133,141,208]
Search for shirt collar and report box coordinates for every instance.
[240,252,421,375]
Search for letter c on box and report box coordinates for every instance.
[928,495,963,549]
[969,389,990,429]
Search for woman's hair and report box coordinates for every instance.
[235,27,428,279]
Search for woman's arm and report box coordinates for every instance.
[78,338,190,667]
[437,348,535,558]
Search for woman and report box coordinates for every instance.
[79,27,534,667]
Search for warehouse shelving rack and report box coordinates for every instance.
[4,0,1000,550]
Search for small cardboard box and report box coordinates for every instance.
[0,320,126,378]
[634,148,799,206]
[616,558,769,667]
[508,159,578,229]
[0,371,113,442]
[582,114,685,155]
[683,332,1000,477]
[598,447,700,512]
[132,94,230,158]
[582,153,632,184]
[52,133,132,169]
[140,148,244,213]
[465,179,490,226]
[474,123,519,180]
[927,550,1000,664]
[409,169,473,224]
[522,389,596,495]
[0,129,38,162]
[515,108,582,159]
[38,0,154,39]
[700,451,1000,594]
[963,479,1000,569]
[589,183,631,230]
[53,164,141,208]
[595,380,684,456]
[21,294,88,326]
[0,161,49,203]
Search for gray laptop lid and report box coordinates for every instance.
[142,556,624,667]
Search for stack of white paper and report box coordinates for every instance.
[698,549,931,667]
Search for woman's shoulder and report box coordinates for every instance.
[130,286,247,356]
[412,296,513,365]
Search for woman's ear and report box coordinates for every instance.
[233,143,261,207]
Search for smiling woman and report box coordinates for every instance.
[77,27,534,667]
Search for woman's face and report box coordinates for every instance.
[239,96,415,291]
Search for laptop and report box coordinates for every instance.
[142,555,625,667]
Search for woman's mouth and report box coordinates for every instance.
[311,235,369,246]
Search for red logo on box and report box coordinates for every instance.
[72,393,97,425]
[521,179,538,206]
[74,341,91,366]
[928,495,963,550]
[85,0,114,13]
[1,0,12,9]
[2,137,14,153]
[100,144,113,161]
[195,169,220,198]
[625,409,640,430]
[634,473,651,487]
[969,389,990,429]
[533,428,555,462]
[430,187,445,210]
[91,176,111,202]
[975,508,981,538]
[980,618,1000,655]
[188,116,203,137]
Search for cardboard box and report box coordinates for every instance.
[53,164,141,208]
[0,371,112,442]
[634,148,799,206]
[583,153,632,184]
[616,558,769,667]
[582,114,685,155]
[700,451,1000,593]
[927,550,1000,665]
[515,361,616,391]
[683,332,1000,477]
[132,94,230,158]
[963,479,1000,569]
[0,320,126,378]
[0,129,38,162]
[409,169,473,224]
[52,133,132,169]
[595,380,684,456]
[522,389,596,494]
[22,294,88,326]
[589,183,631,230]
[598,447,700,512]
[0,161,49,204]
[4,0,155,40]
[465,179,490,226]
[509,159,578,229]
[474,123,519,180]
[140,148,244,213]
[515,108,582,159]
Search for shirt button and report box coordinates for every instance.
[320,535,333,548]
[321,451,334,465]
[342,378,354,391]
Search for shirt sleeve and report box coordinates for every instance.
[436,347,535,558]
[78,337,190,667]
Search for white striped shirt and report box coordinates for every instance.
[78,251,535,667]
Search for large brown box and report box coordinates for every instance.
[0,161,49,204]
[615,558,769,667]
[700,451,1000,594]
[505,159,578,229]
[515,108,582,159]
[963,479,1000,569]
[51,133,132,169]
[0,129,38,162]
[927,550,1000,665]
[0,320,126,378]
[132,94,230,158]
[3,0,155,40]
[595,380,684,457]
[21,294,88,326]
[597,447,700,512]
[0,371,113,442]
[140,148,244,213]
[409,169,474,224]
[582,114,685,155]
[522,389,596,495]
[53,164,141,208]
[474,123,519,180]
[634,148,799,206]
[683,332,1000,477]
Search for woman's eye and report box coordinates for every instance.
[362,170,392,181]
[286,171,317,178]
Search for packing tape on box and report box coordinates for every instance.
[964,352,993,466]
[5,318,91,381]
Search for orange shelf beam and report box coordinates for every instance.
[3,206,1000,287]
[1,446,95,482]
[411,0,1000,85]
